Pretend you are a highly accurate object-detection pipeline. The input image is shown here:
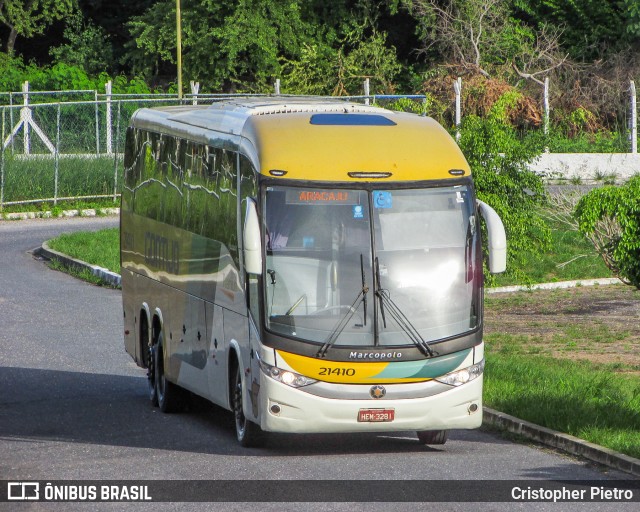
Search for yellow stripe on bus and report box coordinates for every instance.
[277,350,429,384]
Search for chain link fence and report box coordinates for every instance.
[0,96,219,209]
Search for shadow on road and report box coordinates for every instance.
[0,366,513,457]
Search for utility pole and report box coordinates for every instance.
[176,0,183,99]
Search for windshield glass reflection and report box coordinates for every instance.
[263,185,480,348]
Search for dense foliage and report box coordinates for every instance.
[0,1,637,120]
[575,176,640,289]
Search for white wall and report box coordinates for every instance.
[530,153,640,183]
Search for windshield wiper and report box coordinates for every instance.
[375,258,387,330]
[374,264,434,357]
[360,253,367,327]
[316,254,369,358]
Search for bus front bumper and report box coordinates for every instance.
[259,375,483,434]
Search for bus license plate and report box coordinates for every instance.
[358,409,395,422]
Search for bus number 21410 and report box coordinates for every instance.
[319,367,356,377]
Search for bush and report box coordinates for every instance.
[546,129,628,153]
[574,175,640,288]
[0,52,154,95]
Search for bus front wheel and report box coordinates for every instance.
[232,364,266,447]
[417,430,448,445]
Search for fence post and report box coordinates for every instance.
[105,81,113,156]
[274,79,281,95]
[54,103,61,206]
[113,101,121,203]
[630,80,637,154]
[364,78,370,106]
[95,89,100,155]
[190,81,200,105]
[23,81,30,155]
[8,92,14,153]
[544,77,550,136]
[454,77,462,141]
[1,108,5,210]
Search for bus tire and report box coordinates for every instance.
[232,363,266,447]
[148,343,158,407]
[155,331,183,413]
[140,314,157,406]
[417,430,448,445]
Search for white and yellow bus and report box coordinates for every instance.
[120,97,506,447]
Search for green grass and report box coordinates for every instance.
[47,228,120,274]
[0,155,121,205]
[484,352,640,459]
[1,198,119,215]
[48,259,111,287]
[491,211,612,287]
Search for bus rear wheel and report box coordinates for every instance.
[155,332,183,413]
[147,343,158,407]
[417,430,448,445]
[232,364,266,447]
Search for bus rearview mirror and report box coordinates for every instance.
[243,199,263,275]
[477,200,507,274]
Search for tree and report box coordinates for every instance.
[49,10,113,75]
[127,0,314,91]
[0,0,74,55]
[513,0,638,61]
[402,0,523,77]
[511,22,566,86]
[79,0,153,72]
[575,176,640,289]
[126,0,405,93]
[625,0,640,38]
[206,0,310,90]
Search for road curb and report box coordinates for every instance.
[36,242,638,478]
[483,408,640,477]
[487,277,621,294]
[2,207,120,221]
[35,241,121,288]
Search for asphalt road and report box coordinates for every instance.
[0,216,636,511]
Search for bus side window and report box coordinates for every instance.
[240,155,260,320]
[215,149,239,266]
[163,137,182,228]
[122,127,138,212]
[135,132,165,222]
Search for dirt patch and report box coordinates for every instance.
[484,284,640,373]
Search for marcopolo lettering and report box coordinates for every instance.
[144,232,180,274]
[349,351,403,360]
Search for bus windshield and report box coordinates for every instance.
[264,184,480,349]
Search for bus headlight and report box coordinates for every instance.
[259,360,317,388]
[435,359,484,386]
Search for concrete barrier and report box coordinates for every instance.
[531,153,640,183]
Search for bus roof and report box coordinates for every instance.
[131,97,471,182]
